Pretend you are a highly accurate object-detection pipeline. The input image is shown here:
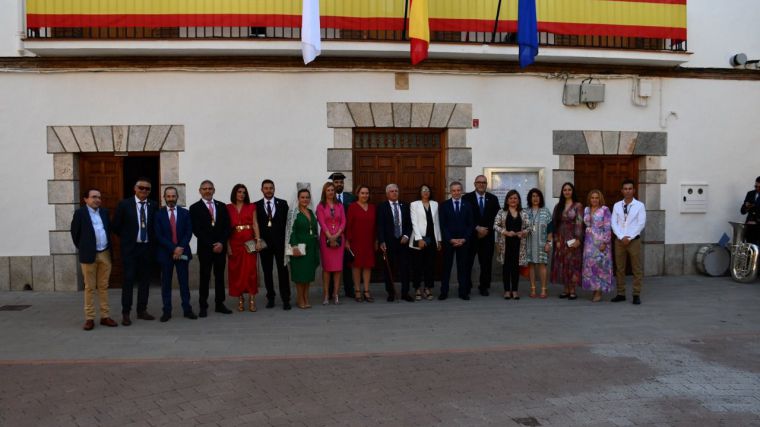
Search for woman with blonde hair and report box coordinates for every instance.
[581,189,614,302]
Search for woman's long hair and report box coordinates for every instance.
[320,182,335,206]
[552,182,577,229]
[230,183,250,204]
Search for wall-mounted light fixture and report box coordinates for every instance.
[730,53,760,68]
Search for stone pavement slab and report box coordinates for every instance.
[0,275,759,426]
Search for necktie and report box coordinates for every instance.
[139,201,147,242]
[169,208,177,245]
[206,200,214,224]
[479,196,485,215]
[393,202,401,238]
[455,200,460,214]
[337,193,342,204]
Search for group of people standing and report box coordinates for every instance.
[70,172,647,331]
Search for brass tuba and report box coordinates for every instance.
[728,221,759,282]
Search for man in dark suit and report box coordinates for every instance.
[70,188,118,331]
[255,179,291,310]
[462,175,500,296]
[155,187,197,322]
[189,180,232,317]
[741,176,760,245]
[330,172,357,298]
[439,181,475,300]
[111,177,158,326]
[376,183,413,302]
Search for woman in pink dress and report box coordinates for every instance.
[345,185,377,302]
[227,184,262,312]
[316,182,346,305]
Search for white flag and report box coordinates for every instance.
[301,0,321,64]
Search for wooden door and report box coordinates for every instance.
[574,155,639,209]
[79,155,124,287]
[353,130,446,282]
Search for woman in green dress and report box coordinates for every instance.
[285,188,320,309]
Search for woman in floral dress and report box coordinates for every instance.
[550,182,584,300]
[582,189,614,302]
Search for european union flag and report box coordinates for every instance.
[518,0,538,68]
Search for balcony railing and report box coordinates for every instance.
[25,0,687,52]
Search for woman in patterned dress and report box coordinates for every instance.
[316,182,346,305]
[551,182,584,300]
[582,189,614,302]
[525,188,553,298]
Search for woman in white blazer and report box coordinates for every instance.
[409,184,442,300]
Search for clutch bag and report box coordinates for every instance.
[286,243,306,256]
[243,239,267,254]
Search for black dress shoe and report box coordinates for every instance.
[632,295,641,305]
[438,294,448,301]
[199,308,208,318]
[282,303,292,311]
[459,295,471,301]
[401,294,415,302]
[215,304,233,314]
[160,313,171,322]
[610,295,627,303]
[184,311,198,320]
[137,311,155,321]
[122,314,132,326]
[479,288,490,297]
[559,293,569,299]
[266,300,275,309]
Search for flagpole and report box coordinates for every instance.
[402,0,410,40]
[492,0,503,43]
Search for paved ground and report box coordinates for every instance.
[1,275,759,426]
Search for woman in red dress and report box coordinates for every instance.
[227,184,262,312]
[345,185,377,302]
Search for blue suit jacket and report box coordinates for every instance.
[154,206,193,265]
[439,198,475,244]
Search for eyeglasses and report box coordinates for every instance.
[200,187,214,191]
[137,186,151,191]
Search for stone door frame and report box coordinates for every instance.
[552,130,668,276]
[324,102,473,192]
[38,125,186,291]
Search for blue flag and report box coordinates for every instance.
[517,0,538,68]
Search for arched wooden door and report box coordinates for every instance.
[352,129,446,282]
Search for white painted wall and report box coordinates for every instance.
[0,0,22,57]
[685,0,760,68]
[0,69,758,256]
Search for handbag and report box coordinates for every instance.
[243,238,268,254]
[344,247,355,262]
[326,236,342,247]
[286,243,306,256]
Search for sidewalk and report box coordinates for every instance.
[1,275,759,426]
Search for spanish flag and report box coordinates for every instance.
[409,0,429,65]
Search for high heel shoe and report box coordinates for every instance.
[322,298,329,306]
[238,296,245,312]
[539,287,548,299]
[249,297,257,312]
[529,285,537,298]
[354,287,362,303]
[333,294,340,305]
[364,291,374,303]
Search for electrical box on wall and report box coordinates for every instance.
[563,83,606,106]
[680,183,708,213]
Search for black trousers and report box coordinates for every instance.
[441,242,470,297]
[121,243,152,314]
[468,235,495,290]
[502,240,520,292]
[197,251,227,308]
[383,239,410,297]
[412,243,436,290]
[259,245,291,304]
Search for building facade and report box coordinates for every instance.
[0,0,758,291]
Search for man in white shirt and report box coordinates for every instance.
[610,179,646,305]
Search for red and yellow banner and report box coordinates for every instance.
[26,0,686,40]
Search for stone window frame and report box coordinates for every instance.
[552,130,668,276]
[324,102,473,192]
[38,125,185,291]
